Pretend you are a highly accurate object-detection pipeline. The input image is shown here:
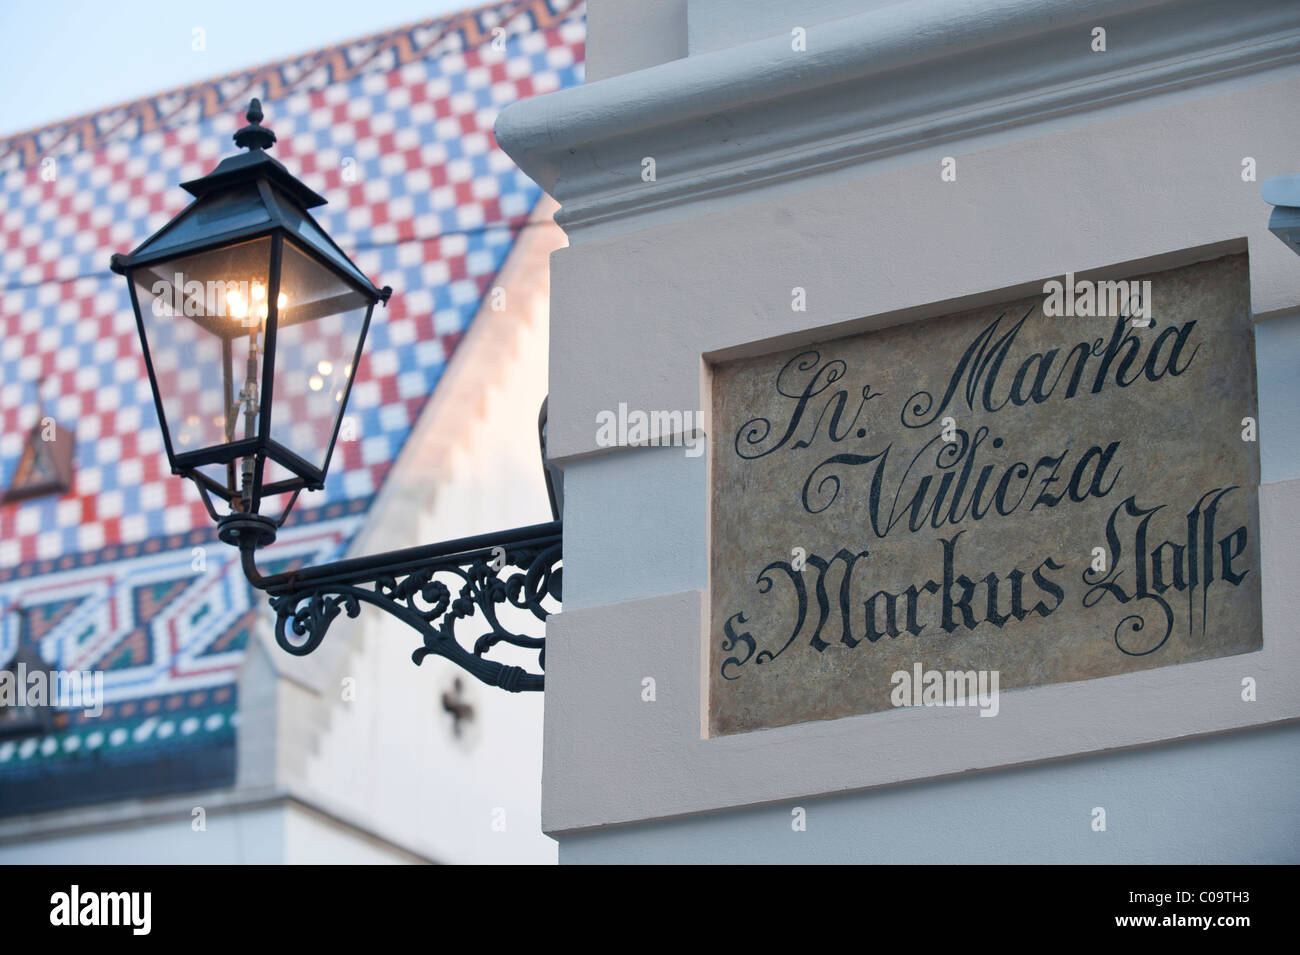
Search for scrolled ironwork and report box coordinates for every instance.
[225,516,561,692]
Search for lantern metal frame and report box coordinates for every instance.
[110,101,393,526]
[110,100,561,692]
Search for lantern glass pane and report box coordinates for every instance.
[196,462,236,494]
[262,456,298,487]
[269,239,370,474]
[132,237,273,460]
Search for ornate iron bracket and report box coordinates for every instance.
[220,514,561,692]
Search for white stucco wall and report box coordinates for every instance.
[499,0,1300,861]
[557,721,1300,864]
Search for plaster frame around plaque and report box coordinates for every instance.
[698,238,1281,744]
[537,239,1299,835]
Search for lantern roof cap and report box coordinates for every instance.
[232,97,277,151]
[178,147,327,209]
[183,99,324,208]
[111,102,387,300]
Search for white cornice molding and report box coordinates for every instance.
[0,785,435,862]
[497,0,1300,237]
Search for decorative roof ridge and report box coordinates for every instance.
[0,0,584,171]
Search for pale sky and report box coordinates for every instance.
[0,0,481,137]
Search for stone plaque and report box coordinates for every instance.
[709,253,1262,736]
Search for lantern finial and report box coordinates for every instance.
[233,98,277,151]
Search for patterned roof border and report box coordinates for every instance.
[0,496,372,585]
[0,0,584,172]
